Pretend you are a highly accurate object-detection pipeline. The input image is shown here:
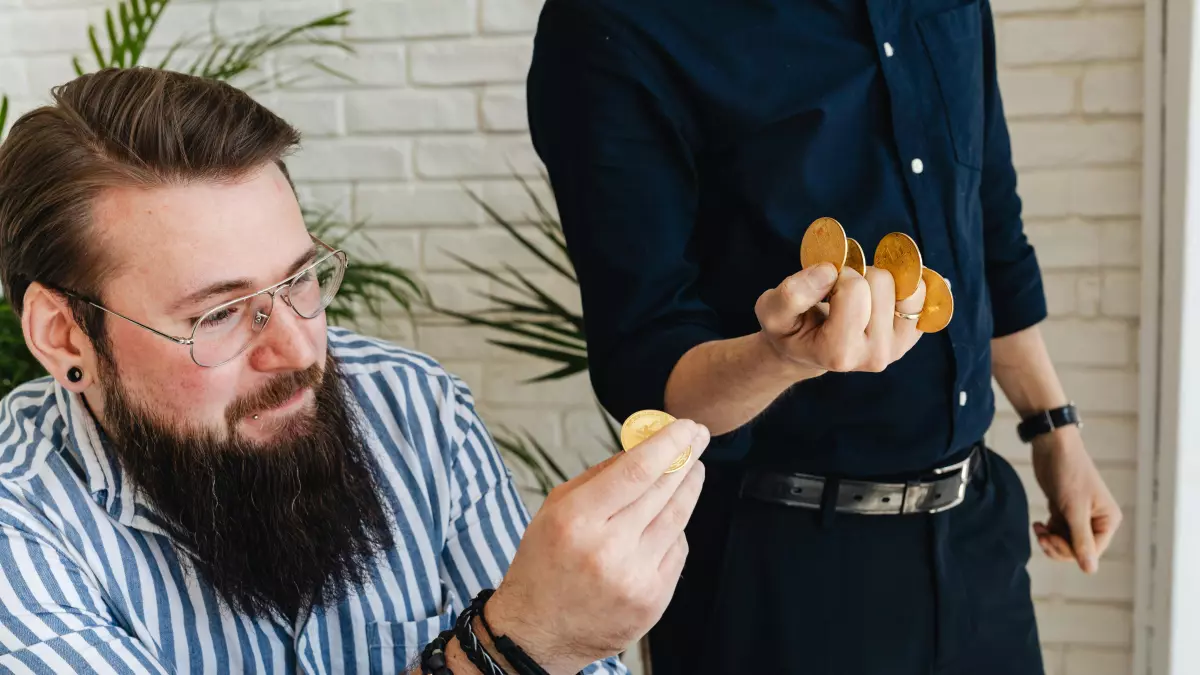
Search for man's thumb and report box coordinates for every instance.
[786,264,838,305]
[1068,507,1098,573]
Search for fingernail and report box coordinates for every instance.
[810,264,837,287]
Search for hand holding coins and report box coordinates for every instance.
[755,216,951,375]
[486,417,709,675]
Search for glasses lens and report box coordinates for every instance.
[190,293,274,367]
[288,251,346,319]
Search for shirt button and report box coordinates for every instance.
[944,278,952,292]
[883,42,894,57]
[959,391,968,407]
[911,158,924,174]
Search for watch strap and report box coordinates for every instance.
[1017,403,1081,443]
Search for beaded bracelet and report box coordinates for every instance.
[421,628,456,675]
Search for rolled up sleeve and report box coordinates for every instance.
[978,0,1048,337]
[527,2,722,422]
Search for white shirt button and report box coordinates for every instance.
[959,391,968,407]
[883,42,894,57]
[911,158,924,174]
[944,278,952,292]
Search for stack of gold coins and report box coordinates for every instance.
[799,217,953,333]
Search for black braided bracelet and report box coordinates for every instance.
[455,592,508,675]
[475,590,552,675]
[421,628,456,675]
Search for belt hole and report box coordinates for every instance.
[935,493,942,499]
[882,497,891,503]
[853,494,863,502]
[789,486,803,495]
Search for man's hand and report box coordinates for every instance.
[484,419,711,675]
[1030,425,1122,574]
[755,262,927,375]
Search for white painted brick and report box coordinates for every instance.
[1028,558,1134,601]
[1040,318,1131,366]
[482,0,544,33]
[483,362,595,405]
[346,229,421,270]
[1026,221,1101,269]
[275,45,407,89]
[345,90,477,133]
[1043,647,1064,675]
[340,314,416,346]
[425,228,549,271]
[519,271,584,314]
[415,324,522,361]
[475,407,564,455]
[1082,64,1142,114]
[1059,369,1138,413]
[267,93,343,137]
[355,183,482,227]
[146,3,263,50]
[416,135,543,178]
[1101,271,1140,318]
[0,59,28,97]
[999,15,1143,66]
[1092,0,1142,7]
[1020,170,1140,218]
[476,179,560,224]
[1009,121,1141,168]
[290,139,412,180]
[23,55,78,97]
[295,183,354,222]
[0,9,89,54]
[992,0,1080,13]
[1099,221,1141,267]
[1034,602,1131,646]
[1063,647,1133,675]
[1078,274,1102,317]
[345,0,474,39]
[1019,171,1071,218]
[411,39,533,85]
[998,69,1076,117]
[423,272,492,313]
[1042,272,1080,315]
[482,87,528,131]
[260,0,343,30]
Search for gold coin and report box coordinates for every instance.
[620,410,691,474]
[917,268,954,333]
[873,232,923,301]
[800,217,848,272]
[845,237,866,277]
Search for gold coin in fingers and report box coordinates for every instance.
[800,217,848,272]
[845,237,867,277]
[619,410,692,474]
[873,232,923,301]
[917,268,954,333]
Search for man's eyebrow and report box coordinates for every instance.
[170,246,319,314]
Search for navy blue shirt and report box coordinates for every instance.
[526,0,1047,477]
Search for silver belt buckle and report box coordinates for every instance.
[900,454,972,514]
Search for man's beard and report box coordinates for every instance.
[95,353,394,622]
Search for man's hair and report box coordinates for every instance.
[0,66,301,343]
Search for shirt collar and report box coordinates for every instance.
[54,382,169,536]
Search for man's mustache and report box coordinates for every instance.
[224,363,324,427]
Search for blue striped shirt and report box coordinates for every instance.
[0,327,627,675]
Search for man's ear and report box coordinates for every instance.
[21,282,97,391]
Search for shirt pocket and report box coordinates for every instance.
[366,612,456,675]
[916,0,986,170]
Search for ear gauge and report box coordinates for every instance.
[67,366,83,383]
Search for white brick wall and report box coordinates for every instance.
[0,0,1144,670]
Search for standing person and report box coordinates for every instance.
[525,1,1123,673]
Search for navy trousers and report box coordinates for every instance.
[647,446,1044,675]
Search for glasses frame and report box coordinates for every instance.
[61,235,348,368]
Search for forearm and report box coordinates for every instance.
[990,324,1068,417]
[664,331,821,436]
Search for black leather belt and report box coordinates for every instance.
[739,445,984,515]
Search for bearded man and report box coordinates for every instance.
[0,67,709,675]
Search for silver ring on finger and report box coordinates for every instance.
[894,309,921,321]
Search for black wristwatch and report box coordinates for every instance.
[1017,403,1082,443]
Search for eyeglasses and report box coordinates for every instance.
[61,236,348,368]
